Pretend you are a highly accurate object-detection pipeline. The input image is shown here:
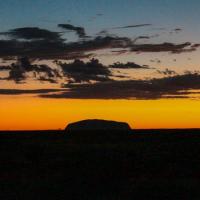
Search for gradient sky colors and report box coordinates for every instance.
[1,0,200,130]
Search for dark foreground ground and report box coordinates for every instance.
[0,129,200,199]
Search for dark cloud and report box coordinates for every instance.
[130,42,196,53]
[112,24,152,29]
[2,27,62,41]
[4,57,61,83]
[56,58,111,83]
[111,50,129,55]
[58,24,86,38]
[56,59,151,83]
[0,89,65,95]
[41,73,200,99]
[0,30,197,61]
[171,48,197,54]
[65,36,132,51]
[109,62,150,69]
[0,65,12,71]
[0,38,95,60]
[1,56,151,84]
[0,35,131,60]
[0,39,67,59]
[191,43,200,48]
[150,59,161,63]
[37,77,58,83]
[174,28,182,31]
[132,34,160,43]
[169,28,183,34]
[96,30,109,36]
[174,28,182,32]
[7,63,26,83]
[157,68,177,75]
[52,52,94,60]
[65,37,198,55]
[132,36,151,43]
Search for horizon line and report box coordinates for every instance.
[1,128,200,132]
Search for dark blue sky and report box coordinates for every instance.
[0,0,200,41]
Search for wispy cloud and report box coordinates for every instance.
[58,23,87,38]
[112,24,152,29]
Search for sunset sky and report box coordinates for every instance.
[1,0,200,130]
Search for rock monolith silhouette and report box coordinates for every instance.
[65,119,131,131]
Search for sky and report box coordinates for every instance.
[1,0,200,130]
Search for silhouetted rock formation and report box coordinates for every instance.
[65,119,131,142]
[65,119,131,131]
[65,119,131,143]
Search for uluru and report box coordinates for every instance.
[65,119,131,142]
[65,119,131,131]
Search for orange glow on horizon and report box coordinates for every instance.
[1,95,200,130]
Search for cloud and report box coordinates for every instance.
[112,24,152,29]
[111,50,129,55]
[0,29,197,61]
[7,63,26,83]
[56,59,153,83]
[65,37,198,55]
[169,28,183,35]
[191,44,200,48]
[0,65,11,71]
[4,57,61,83]
[0,89,65,95]
[0,35,131,60]
[109,62,150,69]
[1,56,152,84]
[150,59,161,63]
[37,77,59,83]
[2,27,62,41]
[56,58,111,83]
[130,42,196,53]
[8,35,104,59]
[41,73,200,99]
[173,28,182,33]
[132,36,151,43]
[157,68,177,75]
[0,39,69,60]
[65,36,132,51]
[58,24,87,38]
